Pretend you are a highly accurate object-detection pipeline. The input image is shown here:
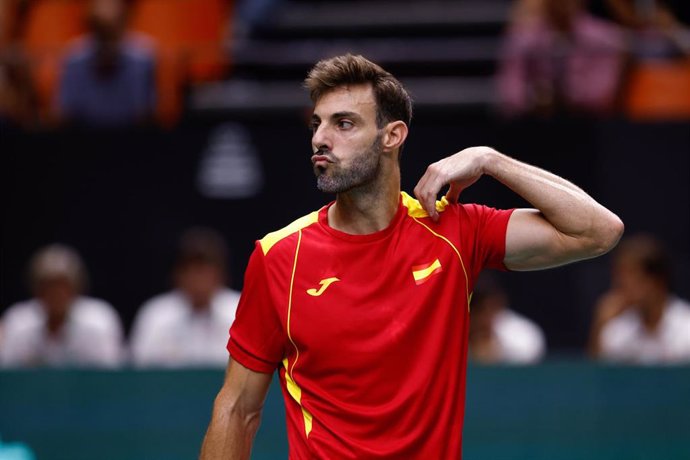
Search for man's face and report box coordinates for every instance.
[612,258,658,307]
[310,84,384,194]
[176,262,222,310]
[37,277,77,320]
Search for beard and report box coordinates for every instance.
[314,134,383,194]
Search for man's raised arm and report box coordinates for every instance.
[199,359,273,460]
[414,146,624,270]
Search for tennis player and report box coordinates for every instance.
[200,54,624,459]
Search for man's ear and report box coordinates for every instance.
[382,121,408,152]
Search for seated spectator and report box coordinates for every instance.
[589,234,690,364]
[0,49,38,128]
[0,244,124,367]
[56,0,155,126]
[604,0,690,58]
[469,273,546,364]
[233,0,286,42]
[0,1,37,128]
[129,228,240,367]
[497,0,628,117]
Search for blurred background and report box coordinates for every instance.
[1,0,689,459]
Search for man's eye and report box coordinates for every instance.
[338,120,354,129]
[309,122,320,132]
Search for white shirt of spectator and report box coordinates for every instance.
[599,296,690,364]
[0,297,124,367]
[129,288,239,367]
[492,308,546,364]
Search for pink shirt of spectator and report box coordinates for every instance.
[497,13,627,116]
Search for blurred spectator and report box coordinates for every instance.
[129,227,239,367]
[0,0,25,48]
[233,0,285,42]
[0,1,37,127]
[0,49,38,128]
[469,273,546,364]
[604,0,690,58]
[497,0,628,117]
[589,234,690,364]
[0,244,124,367]
[56,0,156,126]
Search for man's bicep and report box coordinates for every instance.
[504,208,583,271]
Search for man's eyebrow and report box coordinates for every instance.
[311,111,363,124]
[331,111,360,120]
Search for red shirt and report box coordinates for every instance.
[228,192,513,459]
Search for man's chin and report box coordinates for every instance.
[316,180,338,194]
[316,175,344,194]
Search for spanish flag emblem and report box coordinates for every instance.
[412,258,443,285]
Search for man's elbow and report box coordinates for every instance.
[589,212,625,257]
[214,390,264,433]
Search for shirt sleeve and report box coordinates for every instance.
[460,204,514,275]
[227,243,285,373]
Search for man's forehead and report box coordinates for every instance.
[313,84,376,117]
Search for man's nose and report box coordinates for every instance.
[312,125,331,152]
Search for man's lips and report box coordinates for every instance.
[311,154,332,165]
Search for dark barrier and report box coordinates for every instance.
[1,362,689,460]
[2,118,689,350]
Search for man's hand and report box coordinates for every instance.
[592,290,631,326]
[588,290,631,356]
[414,146,494,221]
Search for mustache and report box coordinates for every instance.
[313,147,335,160]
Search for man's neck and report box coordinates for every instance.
[640,291,670,333]
[328,170,401,235]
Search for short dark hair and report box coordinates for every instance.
[470,272,506,312]
[176,227,228,271]
[304,54,413,129]
[614,234,672,288]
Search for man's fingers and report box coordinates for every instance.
[445,182,462,203]
[414,176,443,222]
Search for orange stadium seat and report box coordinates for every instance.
[20,0,88,121]
[625,59,690,120]
[129,0,232,124]
[21,0,87,51]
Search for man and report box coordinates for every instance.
[589,234,690,363]
[0,244,123,367]
[200,54,623,459]
[130,227,240,367]
[57,0,156,126]
[468,273,545,364]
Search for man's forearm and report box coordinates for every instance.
[199,395,261,460]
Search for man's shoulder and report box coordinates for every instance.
[213,288,241,311]
[1,299,42,328]
[258,208,323,256]
[63,37,95,63]
[400,191,451,219]
[601,309,640,338]
[72,297,120,321]
[138,291,186,316]
[68,297,122,334]
[400,191,493,219]
[667,296,690,321]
